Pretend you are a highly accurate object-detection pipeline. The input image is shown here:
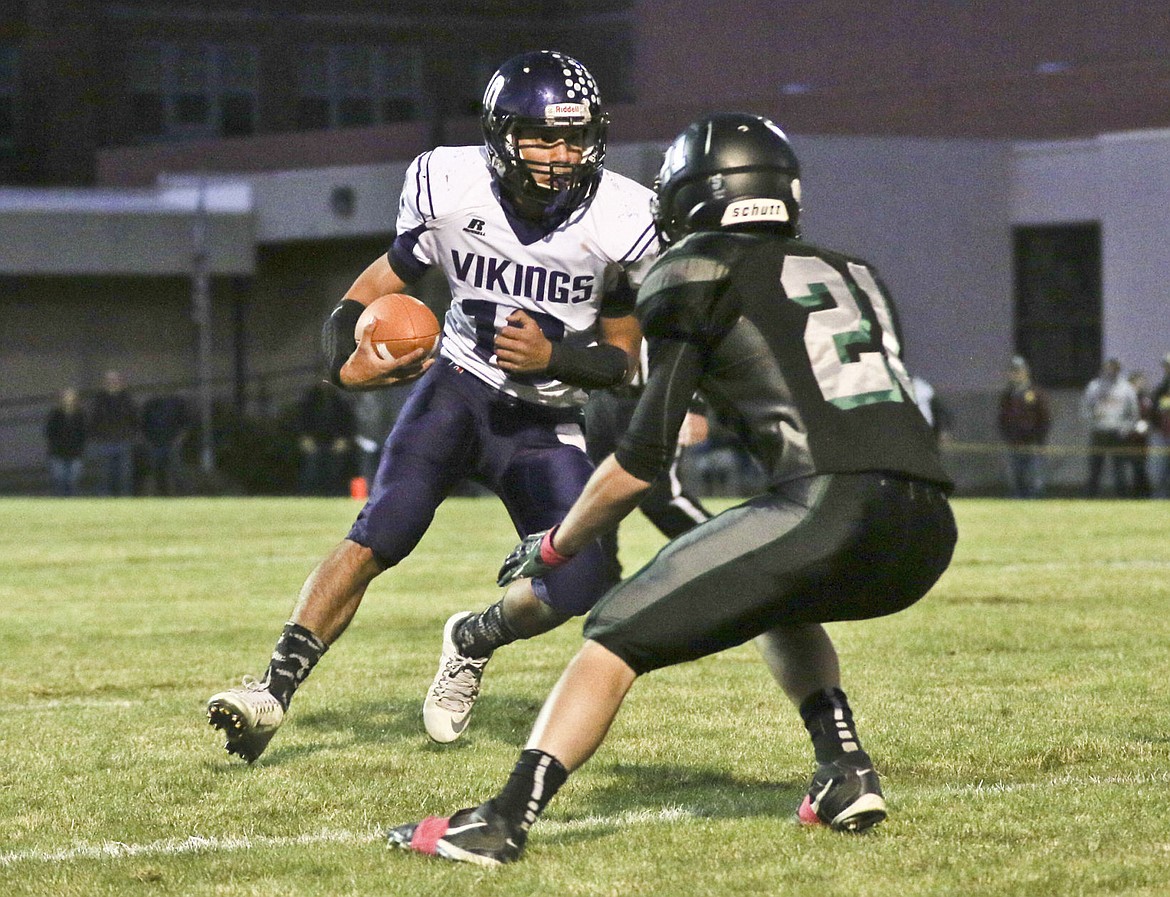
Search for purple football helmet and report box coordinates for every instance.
[481,50,607,221]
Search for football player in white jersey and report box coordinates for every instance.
[207,50,658,761]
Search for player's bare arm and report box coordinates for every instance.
[337,255,433,389]
[553,454,649,555]
[497,453,649,585]
[498,337,697,584]
[597,313,642,384]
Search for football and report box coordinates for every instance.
[354,293,440,361]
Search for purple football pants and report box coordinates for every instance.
[348,359,620,615]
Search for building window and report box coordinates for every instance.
[0,44,18,148]
[1013,222,1102,388]
[296,46,422,131]
[129,42,258,141]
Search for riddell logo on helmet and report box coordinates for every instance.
[546,103,589,122]
[720,199,789,225]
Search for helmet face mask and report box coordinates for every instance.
[653,113,802,244]
[509,125,594,193]
[482,50,608,221]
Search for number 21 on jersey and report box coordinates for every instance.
[781,255,914,410]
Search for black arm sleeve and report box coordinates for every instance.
[615,339,704,481]
[321,299,365,388]
[545,342,631,390]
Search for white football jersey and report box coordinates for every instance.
[392,145,659,408]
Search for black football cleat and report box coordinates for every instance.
[387,801,524,867]
[797,754,888,832]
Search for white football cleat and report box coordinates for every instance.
[207,676,285,763]
[423,612,491,743]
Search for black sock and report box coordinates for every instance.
[491,749,569,833]
[453,599,519,658]
[799,687,867,764]
[264,622,328,711]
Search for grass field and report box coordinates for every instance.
[1,496,1168,896]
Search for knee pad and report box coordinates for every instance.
[531,538,621,616]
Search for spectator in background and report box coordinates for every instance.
[296,381,354,496]
[87,370,139,496]
[1081,358,1140,497]
[997,356,1052,498]
[1152,353,1170,498]
[1126,371,1153,498]
[44,386,86,496]
[141,391,191,496]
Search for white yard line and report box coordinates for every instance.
[9,778,1164,868]
[0,698,137,712]
[0,808,698,867]
[0,829,381,867]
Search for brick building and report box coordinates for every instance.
[2,2,1169,493]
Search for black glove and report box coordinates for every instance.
[497,527,570,587]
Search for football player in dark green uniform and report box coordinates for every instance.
[388,112,958,866]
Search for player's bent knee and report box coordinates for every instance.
[579,639,637,678]
[338,538,390,582]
